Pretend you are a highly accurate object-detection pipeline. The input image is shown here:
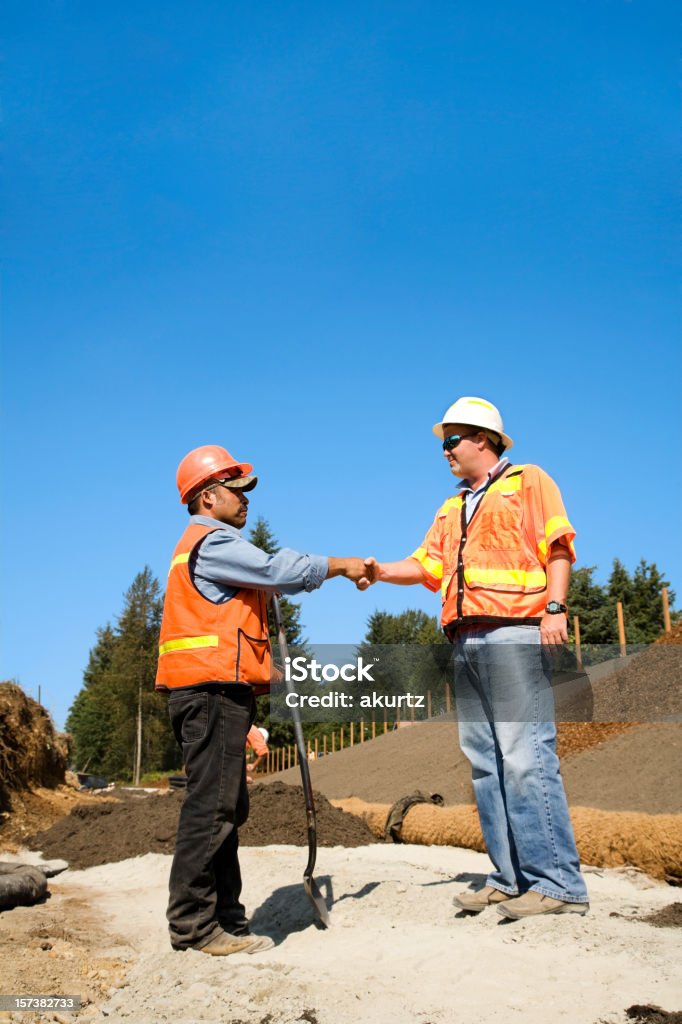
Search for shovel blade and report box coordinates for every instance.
[304,873,329,928]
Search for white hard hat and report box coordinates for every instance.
[257,727,269,743]
[432,396,513,451]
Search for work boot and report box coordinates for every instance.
[222,921,250,937]
[198,931,274,956]
[453,885,514,913]
[497,891,589,920]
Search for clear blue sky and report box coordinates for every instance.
[3,0,679,729]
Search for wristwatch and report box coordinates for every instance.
[545,601,568,615]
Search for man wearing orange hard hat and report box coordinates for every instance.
[157,444,366,956]
[358,397,589,920]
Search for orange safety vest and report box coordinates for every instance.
[156,523,271,693]
[411,464,576,629]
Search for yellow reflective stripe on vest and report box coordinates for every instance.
[537,515,573,559]
[464,567,546,589]
[168,552,190,576]
[488,474,522,495]
[158,635,219,656]
[437,496,462,518]
[411,547,443,580]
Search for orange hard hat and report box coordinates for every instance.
[176,445,255,504]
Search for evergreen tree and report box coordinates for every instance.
[567,559,677,647]
[567,567,610,644]
[248,517,306,748]
[65,625,118,771]
[66,568,177,779]
[355,608,450,712]
[249,517,304,645]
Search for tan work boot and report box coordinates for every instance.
[199,931,275,956]
[453,885,514,913]
[497,891,589,920]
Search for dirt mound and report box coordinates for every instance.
[640,903,682,929]
[0,683,70,812]
[585,644,682,720]
[28,783,378,869]
[655,621,682,643]
[268,722,682,814]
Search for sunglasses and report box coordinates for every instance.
[442,432,479,452]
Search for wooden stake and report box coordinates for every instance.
[323,735,327,756]
[383,709,388,734]
[360,720,365,743]
[617,601,627,657]
[410,702,415,723]
[427,690,432,719]
[340,727,344,750]
[332,732,336,754]
[663,587,672,633]
[573,615,582,670]
[350,721,355,747]
[294,744,298,767]
[372,718,376,739]
[445,682,451,714]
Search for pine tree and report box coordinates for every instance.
[248,517,307,748]
[567,567,610,644]
[249,517,304,645]
[66,568,177,779]
[65,625,118,771]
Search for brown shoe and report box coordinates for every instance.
[453,885,514,913]
[198,931,274,956]
[497,891,589,920]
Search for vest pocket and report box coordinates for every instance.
[475,493,523,551]
[236,629,271,684]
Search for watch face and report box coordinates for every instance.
[546,601,566,614]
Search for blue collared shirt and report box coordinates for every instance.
[188,515,329,603]
[458,457,511,522]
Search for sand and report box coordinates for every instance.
[1,845,680,1024]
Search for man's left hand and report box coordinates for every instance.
[540,612,568,648]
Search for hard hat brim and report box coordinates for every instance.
[219,474,258,492]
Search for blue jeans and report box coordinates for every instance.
[454,624,588,903]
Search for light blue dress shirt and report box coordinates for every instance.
[188,515,329,603]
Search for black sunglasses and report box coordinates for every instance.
[442,432,479,452]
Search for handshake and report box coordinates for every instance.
[327,557,381,591]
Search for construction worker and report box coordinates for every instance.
[245,725,269,780]
[359,397,589,919]
[156,444,366,955]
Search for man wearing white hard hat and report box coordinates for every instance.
[359,397,588,919]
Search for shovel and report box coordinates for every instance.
[271,594,329,928]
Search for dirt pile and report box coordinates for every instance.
[639,902,682,928]
[0,683,70,813]
[28,782,378,869]
[655,621,682,643]
[269,721,682,814]
[584,643,682,720]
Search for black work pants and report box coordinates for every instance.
[166,685,254,950]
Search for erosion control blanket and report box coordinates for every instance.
[335,798,682,883]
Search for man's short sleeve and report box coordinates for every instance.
[409,511,445,593]
[522,466,576,566]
